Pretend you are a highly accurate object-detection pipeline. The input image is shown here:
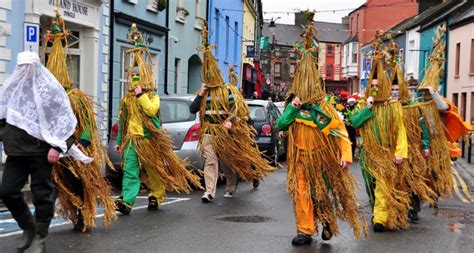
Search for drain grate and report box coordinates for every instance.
[216,215,272,223]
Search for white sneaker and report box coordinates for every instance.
[201,193,214,203]
[223,192,234,198]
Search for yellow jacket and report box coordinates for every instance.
[128,94,160,136]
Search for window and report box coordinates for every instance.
[290,63,296,77]
[408,40,415,73]
[290,51,296,58]
[327,45,333,56]
[160,100,195,123]
[455,42,460,77]
[399,48,404,61]
[274,63,281,77]
[351,43,358,64]
[174,58,181,93]
[470,39,474,74]
[453,93,459,107]
[275,51,281,57]
[225,16,230,61]
[234,22,238,64]
[248,105,267,121]
[461,92,467,121]
[326,64,333,78]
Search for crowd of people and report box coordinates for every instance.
[0,9,471,252]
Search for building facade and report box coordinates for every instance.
[207,0,243,86]
[447,6,474,125]
[109,0,168,128]
[167,0,207,95]
[240,0,258,98]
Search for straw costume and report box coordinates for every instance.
[351,30,410,231]
[45,8,117,232]
[417,25,471,198]
[190,21,274,201]
[276,12,367,245]
[115,24,201,214]
[387,40,437,221]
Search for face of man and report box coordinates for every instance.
[348,101,355,107]
[371,79,379,89]
[391,84,400,100]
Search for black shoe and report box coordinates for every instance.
[27,221,50,253]
[115,198,131,215]
[73,210,85,232]
[291,233,313,246]
[373,223,385,233]
[408,210,419,223]
[253,179,260,189]
[321,222,333,241]
[201,193,213,203]
[148,196,159,210]
[14,209,36,251]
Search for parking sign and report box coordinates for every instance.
[24,23,40,53]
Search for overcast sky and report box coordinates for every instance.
[261,0,366,24]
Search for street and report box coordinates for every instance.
[1,162,473,253]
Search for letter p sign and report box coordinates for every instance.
[26,25,37,42]
[24,23,40,52]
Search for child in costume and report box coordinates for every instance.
[386,39,436,222]
[189,21,274,202]
[45,7,117,232]
[351,30,410,232]
[114,24,201,214]
[416,25,472,201]
[276,12,367,246]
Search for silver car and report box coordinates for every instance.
[106,95,203,187]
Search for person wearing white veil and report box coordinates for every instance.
[0,51,88,253]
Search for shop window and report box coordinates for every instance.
[351,43,357,64]
[327,45,333,56]
[290,63,296,77]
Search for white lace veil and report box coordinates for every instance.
[0,56,77,153]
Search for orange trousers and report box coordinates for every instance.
[294,162,316,235]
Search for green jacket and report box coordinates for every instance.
[276,103,333,131]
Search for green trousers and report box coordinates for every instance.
[122,141,165,206]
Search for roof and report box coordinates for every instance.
[246,99,273,106]
[418,0,469,32]
[262,21,348,46]
[262,22,303,47]
[449,5,474,29]
[314,21,349,43]
[347,3,367,16]
[382,15,418,41]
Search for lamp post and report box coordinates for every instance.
[268,17,280,95]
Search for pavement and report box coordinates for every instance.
[1,162,473,253]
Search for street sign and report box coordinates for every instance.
[246,45,256,58]
[24,23,40,53]
[258,36,269,50]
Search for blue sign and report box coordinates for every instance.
[25,25,38,42]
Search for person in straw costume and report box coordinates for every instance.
[189,21,274,202]
[114,24,201,215]
[386,38,436,223]
[416,24,471,204]
[351,29,410,232]
[44,7,117,232]
[276,11,367,245]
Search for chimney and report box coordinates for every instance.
[295,11,306,27]
[417,0,444,14]
[341,16,349,25]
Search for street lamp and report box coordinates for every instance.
[268,17,280,94]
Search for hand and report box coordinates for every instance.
[224,121,232,129]
[422,149,430,157]
[76,143,83,150]
[47,148,60,164]
[341,161,351,169]
[278,131,285,139]
[427,86,435,95]
[367,96,374,109]
[115,145,121,153]
[384,97,391,106]
[199,83,207,96]
[134,85,143,95]
[292,97,301,108]
[394,156,403,165]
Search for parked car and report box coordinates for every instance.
[273,101,285,114]
[106,95,203,187]
[246,99,286,165]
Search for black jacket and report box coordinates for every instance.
[1,121,75,157]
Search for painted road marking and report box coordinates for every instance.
[0,197,190,238]
[452,171,469,203]
[452,168,474,202]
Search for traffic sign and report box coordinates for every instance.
[24,23,40,53]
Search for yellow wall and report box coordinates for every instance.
[242,0,256,66]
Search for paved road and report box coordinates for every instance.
[1,163,473,253]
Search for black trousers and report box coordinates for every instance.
[0,156,57,222]
[347,126,357,156]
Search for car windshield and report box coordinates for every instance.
[248,105,267,122]
[160,99,196,123]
